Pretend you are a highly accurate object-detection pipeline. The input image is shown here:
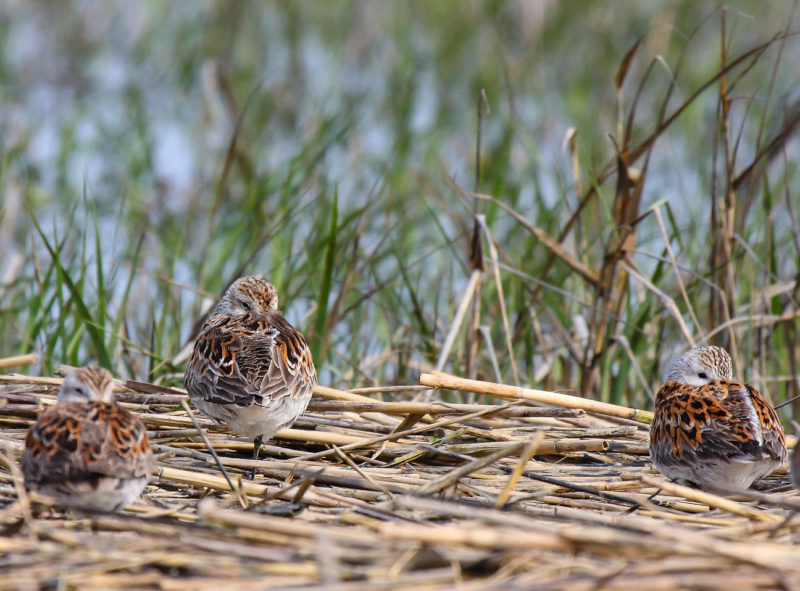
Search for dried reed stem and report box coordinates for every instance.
[639,475,781,521]
[419,373,653,423]
[0,354,37,370]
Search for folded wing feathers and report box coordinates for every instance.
[652,380,786,466]
[186,311,316,408]
[22,402,154,486]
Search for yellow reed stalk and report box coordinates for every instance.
[420,373,653,423]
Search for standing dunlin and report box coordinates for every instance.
[184,276,317,477]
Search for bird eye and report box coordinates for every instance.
[698,372,708,380]
[241,300,252,311]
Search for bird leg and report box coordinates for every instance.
[249,435,263,480]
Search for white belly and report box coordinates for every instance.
[658,457,781,492]
[37,476,149,512]
[194,394,310,440]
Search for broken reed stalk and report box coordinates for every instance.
[377,520,570,551]
[422,445,641,508]
[433,269,482,376]
[419,373,654,423]
[157,466,338,508]
[639,475,780,522]
[158,466,265,496]
[332,446,395,498]
[495,434,544,508]
[314,384,385,402]
[180,400,244,508]
[430,438,611,455]
[123,380,399,407]
[416,441,526,495]
[475,214,520,386]
[0,354,38,370]
[306,400,584,417]
[140,412,407,450]
[0,374,61,385]
[198,498,374,542]
[314,384,414,426]
[345,385,431,394]
[297,401,526,461]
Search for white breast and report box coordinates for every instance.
[195,394,311,440]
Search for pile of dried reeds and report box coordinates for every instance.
[1,365,799,590]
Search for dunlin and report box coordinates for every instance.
[22,366,154,511]
[650,346,786,492]
[184,276,317,477]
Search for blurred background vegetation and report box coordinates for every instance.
[2,1,800,419]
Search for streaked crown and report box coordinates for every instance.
[665,345,733,386]
[58,366,115,403]
[214,275,279,317]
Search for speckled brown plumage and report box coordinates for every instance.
[650,346,786,492]
[186,313,315,407]
[21,367,154,511]
[23,401,152,484]
[184,276,316,473]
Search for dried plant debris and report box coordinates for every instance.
[1,374,799,591]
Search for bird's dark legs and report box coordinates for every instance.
[249,435,263,480]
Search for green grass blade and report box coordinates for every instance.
[28,212,112,369]
[310,188,338,364]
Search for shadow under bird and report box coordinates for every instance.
[649,345,786,493]
[184,276,317,477]
[22,366,154,512]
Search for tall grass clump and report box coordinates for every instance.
[1,2,800,420]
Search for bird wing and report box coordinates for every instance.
[256,313,317,405]
[651,380,786,467]
[185,312,316,407]
[22,402,154,486]
[733,382,787,463]
[185,314,270,405]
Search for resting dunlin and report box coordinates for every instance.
[650,346,786,492]
[184,276,317,477]
[22,366,154,511]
